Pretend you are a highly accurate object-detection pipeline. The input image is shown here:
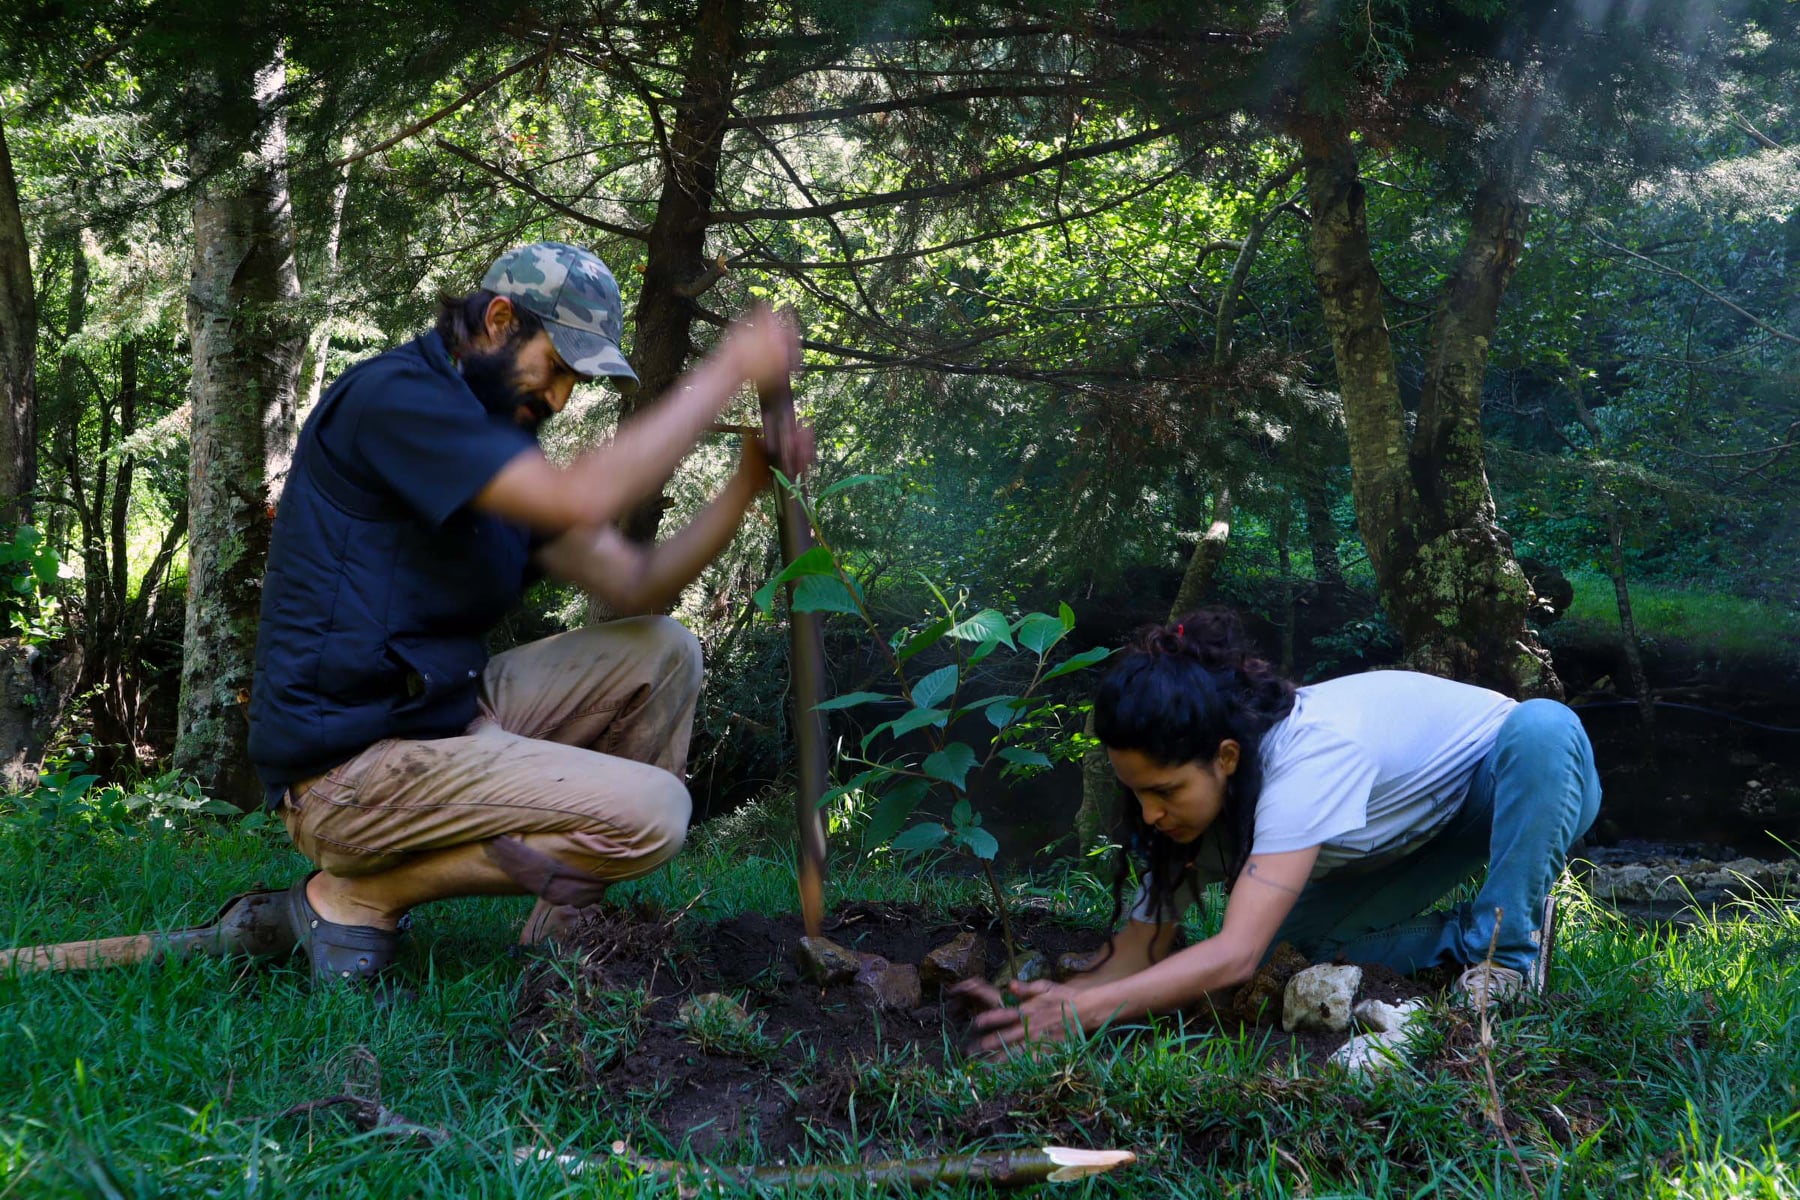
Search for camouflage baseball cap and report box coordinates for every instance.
[481,241,638,387]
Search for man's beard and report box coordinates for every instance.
[461,342,554,433]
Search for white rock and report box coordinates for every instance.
[1332,998,1429,1075]
[1281,964,1362,1033]
[1352,997,1426,1034]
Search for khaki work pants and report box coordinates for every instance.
[281,617,702,886]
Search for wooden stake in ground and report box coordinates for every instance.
[757,371,829,941]
[521,1143,1136,1195]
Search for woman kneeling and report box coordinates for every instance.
[959,609,1601,1053]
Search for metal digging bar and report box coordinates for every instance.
[757,372,830,941]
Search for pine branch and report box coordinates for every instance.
[333,50,548,168]
[724,82,1109,129]
[709,119,1201,226]
[731,162,1187,272]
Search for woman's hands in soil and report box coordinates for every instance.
[951,978,1091,1055]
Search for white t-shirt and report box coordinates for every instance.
[1131,670,1515,922]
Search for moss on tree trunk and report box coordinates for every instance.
[174,56,305,807]
[1297,120,1558,699]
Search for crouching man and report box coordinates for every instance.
[246,241,807,985]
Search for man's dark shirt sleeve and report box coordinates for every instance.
[320,357,539,528]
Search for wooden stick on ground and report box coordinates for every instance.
[519,1143,1137,1194]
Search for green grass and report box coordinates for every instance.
[1557,571,1800,665]
[4,805,1800,1198]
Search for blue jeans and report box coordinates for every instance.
[1269,699,1603,975]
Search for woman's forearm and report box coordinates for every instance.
[1079,935,1258,1026]
[1060,920,1173,992]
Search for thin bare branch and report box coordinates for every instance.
[710,119,1200,226]
[1594,234,1800,346]
[334,51,548,168]
[729,162,1186,271]
[434,138,648,241]
[725,83,1108,129]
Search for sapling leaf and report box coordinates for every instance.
[792,575,861,614]
[752,546,837,611]
[818,473,884,499]
[985,696,1024,730]
[895,617,951,664]
[890,706,948,737]
[819,767,885,808]
[890,822,948,852]
[1058,602,1076,630]
[951,798,972,827]
[1017,612,1070,657]
[922,743,978,789]
[967,638,1003,665]
[998,747,1052,770]
[959,827,1000,860]
[1043,645,1115,681]
[951,609,1014,648]
[862,778,929,849]
[911,663,958,709]
[813,691,889,712]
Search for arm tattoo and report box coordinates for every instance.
[1244,860,1303,896]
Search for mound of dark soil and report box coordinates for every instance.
[510,901,1437,1158]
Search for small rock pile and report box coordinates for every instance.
[1280,958,1429,1076]
[796,929,1075,1010]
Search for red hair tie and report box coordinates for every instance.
[1176,623,1184,638]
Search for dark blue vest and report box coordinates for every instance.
[249,334,534,806]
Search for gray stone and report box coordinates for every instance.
[855,957,922,1011]
[919,932,986,993]
[1282,964,1363,1033]
[1585,858,1800,905]
[795,936,860,985]
[1055,949,1104,981]
[992,949,1051,989]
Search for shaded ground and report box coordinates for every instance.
[510,900,1441,1158]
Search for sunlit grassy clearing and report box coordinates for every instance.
[1,810,1797,1198]
[1559,571,1800,663]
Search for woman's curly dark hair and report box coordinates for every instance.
[1092,608,1296,959]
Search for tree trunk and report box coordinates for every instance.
[296,161,350,418]
[1169,485,1233,617]
[620,0,745,544]
[1296,121,1557,699]
[1567,383,1653,731]
[0,116,36,527]
[174,56,305,807]
[1299,459,1344,626]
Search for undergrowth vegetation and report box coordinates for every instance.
[2,799,1798,1198]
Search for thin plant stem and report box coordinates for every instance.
[982,858,1018,967]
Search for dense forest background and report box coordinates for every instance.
[0,0,1796,856]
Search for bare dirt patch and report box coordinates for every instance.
[509,901,1442,1158]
